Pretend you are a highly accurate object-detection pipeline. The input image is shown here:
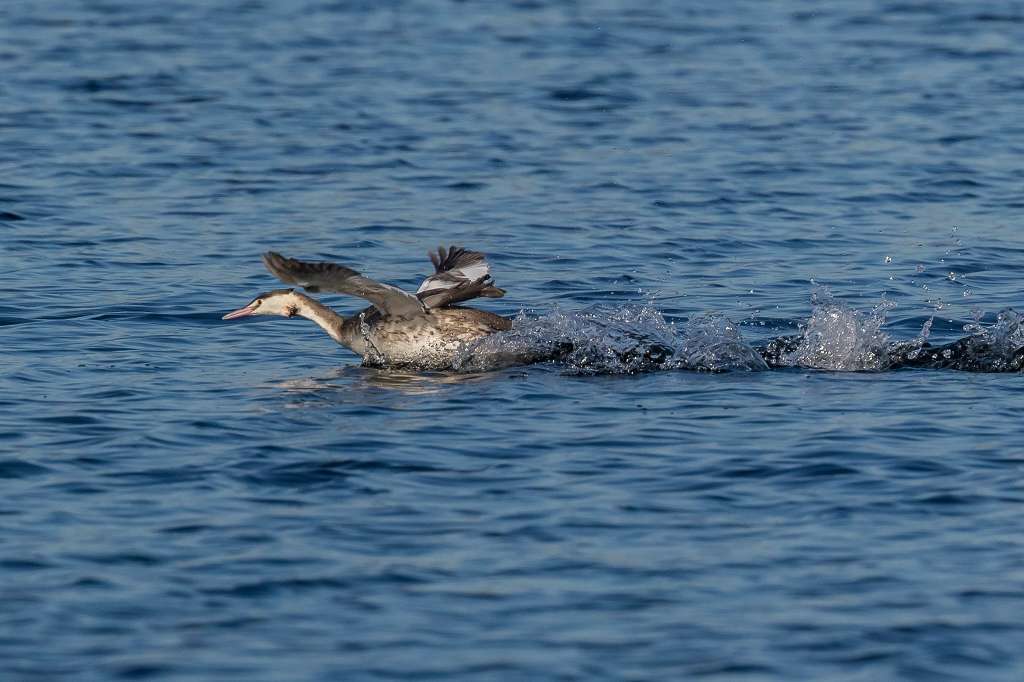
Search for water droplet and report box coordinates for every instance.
[920,317,933,341]
[884,255,892,264]
[916,264,925,273]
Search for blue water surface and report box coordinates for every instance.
[3,1,1024,679]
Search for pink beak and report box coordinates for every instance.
[222,303,257,320]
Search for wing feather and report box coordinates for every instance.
[417,246,505,308]
[262,251,424,318]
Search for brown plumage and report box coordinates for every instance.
[223,246,512,369]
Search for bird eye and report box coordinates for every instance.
[254,299,262,306]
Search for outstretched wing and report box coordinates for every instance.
[262,251,425,318]
[416,246,505,308]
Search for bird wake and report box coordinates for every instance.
[453,298,1024,375]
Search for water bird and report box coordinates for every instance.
[224,248,1024,374]
[223,246,512,369]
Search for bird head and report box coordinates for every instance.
[222,288,301,320]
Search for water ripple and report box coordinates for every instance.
[3,0,1024,680]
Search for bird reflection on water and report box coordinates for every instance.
[273,366,507,408]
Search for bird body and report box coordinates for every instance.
[348,306,512,369]
[223,246,511,369]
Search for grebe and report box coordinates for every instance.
[224,247,1024,373]
[222,246,512,369]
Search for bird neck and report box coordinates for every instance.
[292,293,357,350]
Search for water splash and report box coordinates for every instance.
[783,290,896,371]
[672,313,768,372]
[953,309,1024,371]
[919,316,934,343]
[963,309,1024,351]
[452,298,1024,376]
[896,316,935,364]
[453,305,765,375]
[358,311,387,366]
